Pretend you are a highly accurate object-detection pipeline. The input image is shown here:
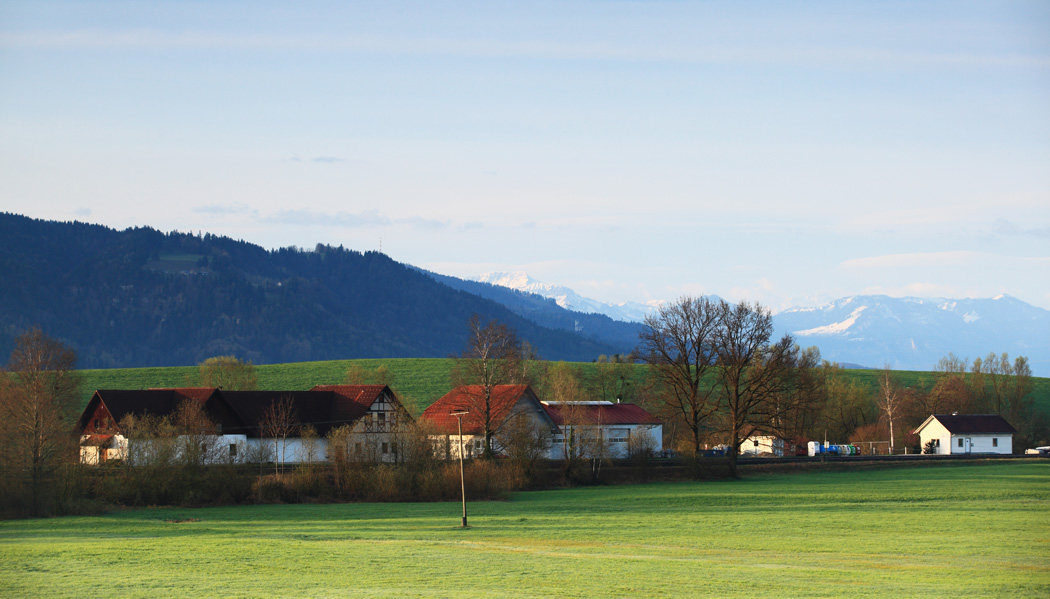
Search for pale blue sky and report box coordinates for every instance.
[2,1,1048,309]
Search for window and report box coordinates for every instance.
[958,438,964,448]
[229,443,238,457]
[381,442,389,454]
[377,412,386,423]
[992,438,998,447]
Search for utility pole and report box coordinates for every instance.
[451,410,469,528]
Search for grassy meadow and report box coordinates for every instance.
[2,461,1047,598]
[77,358,1050,418]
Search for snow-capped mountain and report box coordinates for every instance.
[474,271,1049,375]
[772,295,1050,375]
[475,272,665,323]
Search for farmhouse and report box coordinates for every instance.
[420,384,558,458]
[541,401,662,459]
[912,414,1016,455]
[77,385,412,465]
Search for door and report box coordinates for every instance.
[964,438,971,453]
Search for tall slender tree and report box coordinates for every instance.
[0,328,81,517]
[450,315,524,458]
[876,366,906,452]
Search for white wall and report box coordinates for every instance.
[948,434,1012,455]
[548,424,661,459]
[917,419,1013,455]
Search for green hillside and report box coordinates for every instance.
[77,358,1050,419]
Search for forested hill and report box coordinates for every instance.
[0,213,630,368]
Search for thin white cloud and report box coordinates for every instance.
[841,251,982,270]
[994,218,1050,239]
[264,209,390,228]
[395,216,448,230]
[193,203,259,216]
[4,30,1045,70]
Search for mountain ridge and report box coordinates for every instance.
[476,271,1050,376]
[0,213,631,368]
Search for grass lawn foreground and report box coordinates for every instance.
[1,462,1048,598]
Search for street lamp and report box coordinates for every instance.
[450,410,469,528]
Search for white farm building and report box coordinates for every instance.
[912,414,1016,455]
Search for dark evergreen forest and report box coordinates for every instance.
[0,213,637,368]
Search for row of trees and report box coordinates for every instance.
[638,297,822,476]
[636,297,1044,464]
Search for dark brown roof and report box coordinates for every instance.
[78,388,230,432]
[924,414,1017,434]
[541,402,662,426]
[78,385,407,438]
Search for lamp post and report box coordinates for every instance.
[450,410,469,528]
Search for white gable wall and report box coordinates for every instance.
[916,418,1013,455]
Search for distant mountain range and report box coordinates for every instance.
[774,295,1050,376]
[476,271,1050,376]
[474,272,665,323]
[0,214,634,368]
[2,213,1046,376]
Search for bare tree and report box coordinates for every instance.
[450,315,524,458]
[496,411,553,480]
[985,352,1011,415]
[968,356,990,411]
[196,355,258,390]
[260,395,297,474]
[876,366,907,452]
[0,328,81,517]
[589,354,636,403]
[297,424,321,464]
[714,301,801,477]
[766,346,823,442]
[173,398,219,466]
[817,362,875,443]
[544,363,588,473]
[1007,355,1034,425]
[638,296,721,458]
[344,362,396,387]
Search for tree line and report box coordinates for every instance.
[1,311,1044,518]
[635,296,1044,467]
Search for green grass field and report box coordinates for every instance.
[2,462,1047,598]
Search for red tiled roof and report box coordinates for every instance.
[311,385,386,412]
[924,414,1017,435]
[421,384,533,435]
[541,402,662,426]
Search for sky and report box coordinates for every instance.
[2,1,1048,311]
